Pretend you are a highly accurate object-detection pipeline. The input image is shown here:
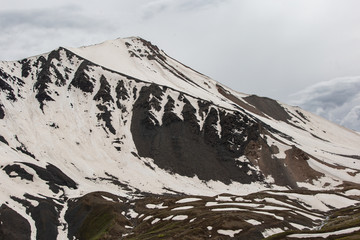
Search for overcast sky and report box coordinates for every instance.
[1,0,360,130]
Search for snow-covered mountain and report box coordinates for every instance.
[0,37,359,239]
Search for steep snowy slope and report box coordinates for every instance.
[67,37,232,108]
[0,37,359,239]
[68,37,360,188]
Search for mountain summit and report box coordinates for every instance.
[0,37,359,239]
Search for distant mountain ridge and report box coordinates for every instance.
[0,37,359,239]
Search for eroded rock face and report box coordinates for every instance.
[69,60,95,94]
[245,137,323,188]
[131,84,263,184]
[243,95,292,122]
[33,51,58,110]
[283,146,324,183]
[93,75,116,134]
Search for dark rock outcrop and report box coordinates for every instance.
[26,195,62,240]
[0,204,31,240]
[131,84,262,184]
[94,75,116,134]
[33,50,65,110]
[11,194,62,240]
[19,59,31,78]
[245,137,323,188]
[3,164,33,181]
[0,72,16,101]
[0,104,4,119]
[93,75,113,103]
[0,135,8,144]
[244,95,291,122]
[69,60,94,93]
[21,162,77,193]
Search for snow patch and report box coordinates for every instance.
[315,193,358,209]
[289,222,308,230]
[143,215,153,221]
[146,202,167,209]
[206,201,261,208]
[172,215,188,221]
[163,215,173,221]
[262,228,284,238]
[171,206,194,211]
[245,219,262,225]
[127,209,139,218]
[253,211,284,221]
[211,208,245,212]
[215,195,233,201]
[101,195,115,202]
[344,189,360,196]
[175,197,202,204]
[217,229,242,237]
[151,218,160,224]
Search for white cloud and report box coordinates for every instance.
[1,0,360,105]
[0,5,118,60]
[290,77,360,131]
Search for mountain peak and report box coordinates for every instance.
[0,37,360,239]
[66,36,163,72]
[66,37,229,107]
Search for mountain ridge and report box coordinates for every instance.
[0,37,360,239]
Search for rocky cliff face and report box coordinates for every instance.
[0,37,359,239]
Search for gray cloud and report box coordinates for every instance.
[0,5,102,30]
[131,0,360,103]
[141,0,171,19]
[0,5,117,60]
[1,0,360,126]
[177,0,224,11]
[140,0,225,20]
[290,77,360,131]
